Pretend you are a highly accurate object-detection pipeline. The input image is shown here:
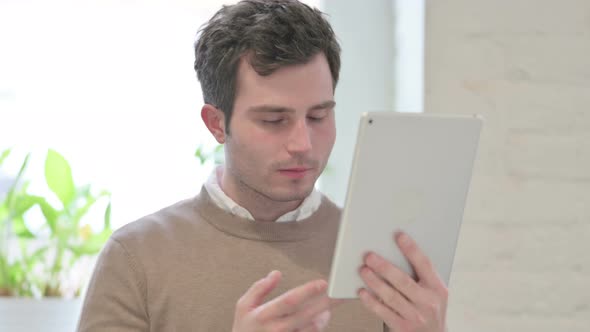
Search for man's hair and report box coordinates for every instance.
[194,0,341,134]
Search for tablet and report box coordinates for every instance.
[327,112,483,298]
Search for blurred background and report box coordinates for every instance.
[1,0,588,331]
[423,1,589,331]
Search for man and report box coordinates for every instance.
[77,1,449,331]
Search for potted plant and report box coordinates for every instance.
[0,148,112,331]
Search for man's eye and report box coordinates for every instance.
[307,116,325,122]
[262,119,284,124]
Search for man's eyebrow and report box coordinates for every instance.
[309,100,336,111]
[248,105,293,113]
[248,100,336,113]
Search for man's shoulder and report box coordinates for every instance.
[110,195,203,248]
[319,192,342,213]
[317,192,343,224]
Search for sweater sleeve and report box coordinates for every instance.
[76,237,149,332]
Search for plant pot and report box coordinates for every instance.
[0,297,82,332]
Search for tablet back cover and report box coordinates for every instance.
[328,112,482,298]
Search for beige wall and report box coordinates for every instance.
[424,1,590,331]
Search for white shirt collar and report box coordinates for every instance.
[203,166,321,222]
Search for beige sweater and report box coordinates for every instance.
[77,187,384,331]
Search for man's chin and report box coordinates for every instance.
[266,187,315,203]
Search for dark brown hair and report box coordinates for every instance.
[194,0,341,134]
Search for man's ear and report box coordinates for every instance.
[201,104,227,144]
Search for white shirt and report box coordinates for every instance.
[203,166,322,222]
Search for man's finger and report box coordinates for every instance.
[256,279,328,321]
[284,295,332,330]
[359,266,417,320]
[358,288,404,329]
[395,232,444,287]
[363,252,423,302]
[237,270,282,313]
[298,310,331,332]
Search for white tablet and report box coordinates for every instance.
[327,112,483,298]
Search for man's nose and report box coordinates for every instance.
[286,119,312,154]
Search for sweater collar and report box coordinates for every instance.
[193,186,340,242]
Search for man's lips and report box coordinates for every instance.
[278,167,313,178]
[279,167,312,172]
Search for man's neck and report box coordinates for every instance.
[218,167,304,222]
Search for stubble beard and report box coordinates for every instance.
[229,157,325,204]
[234,170,316,203]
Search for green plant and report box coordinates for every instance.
[0,148,112,298]
[195,144,224,166]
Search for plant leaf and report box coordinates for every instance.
[0,148,11,167]
[25,246,48,269]
[0,255,10,288]
[13,194,40,216]
[15,153,30,184]
[12,216,35,238]
[0,204,8,226]
[69,197,112,256]
[68,229,112,256]
[5,153,30,205]
[213,144,225,165]
[36,198,58,234]
[72,190,109,227]
[11,194,58,233]
[194,145,207,165]
[45,149,75,207]
[104,200,112,230]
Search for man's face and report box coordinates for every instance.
[224,53,336,202]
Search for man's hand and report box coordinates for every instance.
[358,232,448,332]
[232,270,340,332]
